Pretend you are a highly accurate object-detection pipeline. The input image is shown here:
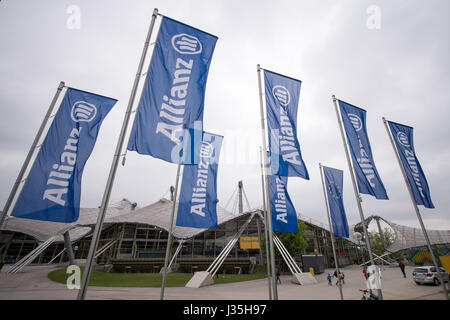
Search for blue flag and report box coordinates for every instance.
[323,166,349,238]
[176,132,223,229]
[388,121,434,208]
[11,88,117,222]
[268,175,298,233]
[338,100,388,200]
[264,70,309,179]
[127,16,218,164]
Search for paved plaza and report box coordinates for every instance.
[0,264,448,300]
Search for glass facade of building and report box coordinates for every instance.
[0,214,358,270]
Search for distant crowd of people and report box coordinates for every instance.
[327,270,345,286]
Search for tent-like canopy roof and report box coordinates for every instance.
[1,199,137,242]
[354,215,450,252]
[107,198,247,239]
[0,198,249,242]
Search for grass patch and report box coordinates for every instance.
[48,265,268,288]
[48,267,191,287]
[213,265,268,284]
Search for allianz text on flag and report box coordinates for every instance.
[176,132,223,229]
[388,121,434,208]
[323,166,349,238]
[264,70,309,179]
[338,100,388,200]
[127,16,218,164]
[268,175,298,233]
[11,88,117,223]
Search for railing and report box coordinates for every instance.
[273,234,302,274]
[207,213,256,276]
[94,238,118,259]
[7,235,59,273]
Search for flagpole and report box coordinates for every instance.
[77,8,159,300]
[319,163,344,300]
[160,163,182,300]
[259,146,273,300]
[332,95,383,300]
[382,117,449,300]
[0,81,65,229]
[257,64,278,300]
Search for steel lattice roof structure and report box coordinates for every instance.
[353,215,450,252]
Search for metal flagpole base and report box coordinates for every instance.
[159,266,173,274]
[185,271,214,288]
[291,273,318,285]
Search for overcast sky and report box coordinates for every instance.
[1,0,449,232]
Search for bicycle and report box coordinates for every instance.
[360,289,379,300]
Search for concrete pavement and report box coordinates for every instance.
[0,264,448,300]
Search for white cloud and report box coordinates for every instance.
[1,0,449,230]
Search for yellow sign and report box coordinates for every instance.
[440,256,450,272]
[240,236,260,249]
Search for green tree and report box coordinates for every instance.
[262,221,308,258]
[371,227,395,256]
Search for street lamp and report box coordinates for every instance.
[354,232,366,267]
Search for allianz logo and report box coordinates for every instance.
[200,141,214,158]
[348,113,362,132]
[272,85,290,107]
[71,101,97,123]
[397,131,410,147]
[172,33,202,54]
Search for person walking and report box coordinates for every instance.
[332,270,338,285]
[398,260,406,278]
[363,266,367,279]
[327,273,332,286]
[339,271,345,284]
[333,270,341,286]
[276,270,281,284]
